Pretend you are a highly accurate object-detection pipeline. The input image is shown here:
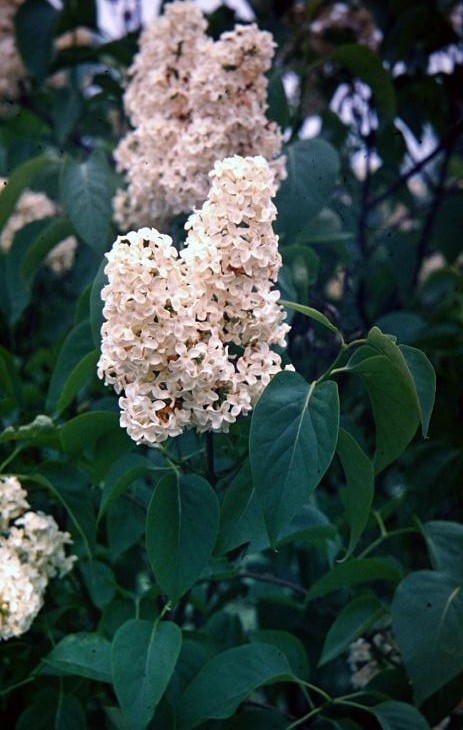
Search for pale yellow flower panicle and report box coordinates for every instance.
[98,155,292,446]
[0,476,76,641]
[113,1,285,229]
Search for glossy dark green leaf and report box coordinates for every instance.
[20,217,75,280]
[422,521,463,582]
[15,0,58,80]
[307,558,401,601]
[250,371,339,543]
[111,619,182,730]
[275,139,340,242]
[336,428,374,559]
[399,345,436,437]
[392,570,463,703]
[373,700,431,729]
[46,319,94,415]
[176,642,293,728]
[80,561,117,610]
[98,453,155,520]
[16,692,87,730]
[59,411,120,454]
[90,256,107,347]
[347,329,421,472]
[60,151,113,252]
[319,594,385,666]
[216,460,267,554]
[146,473,220,604]
[44,633,112,682]
[250,630,309,678]
[279,299,340,335]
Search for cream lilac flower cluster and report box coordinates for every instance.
[0,476,75,641]
[98,155,291,446]
[113,0,285,230]
[0,179,78,274]
[0,0,26,115]
[348,632,401,689]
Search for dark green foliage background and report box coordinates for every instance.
[0,0,462,728]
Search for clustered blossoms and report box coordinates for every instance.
[0,0,26,114]
[347,632,401,689]
[113,0,285,229]
[98,155,291,446]
[0,476,75,641]
[0,179,78,274]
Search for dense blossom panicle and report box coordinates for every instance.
[348,633,401,688]
[0,476,75,641]
[0,0,26,114]
[0,179,78,274]
[99,155,291,446]
[0,476,29,530]
[113,0,285,229]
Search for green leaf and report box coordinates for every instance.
[16,692,87,730]
[15,0,58,80]
[250,371,339,543]
[57,350,98,414]
[80,561,117,610]
[307,558,401,601]
[399,345,436,437]
[267,71,290,129]
[46,319,94,415]
[275,139,340,242]
[26,469,94,559]
[216,461,267,554]
[59,411,120,454]
[422,521,463,582]
[330,44,396,119]
[319,594,385,666]
[44,633,112,682]
[98,453,153,520]
[279,300,340,335]
[5,219,51,325]
[60,151,113,252]
[336,428,374,559]
[249,630,309,678]
[347,330,421,472]
[20,217,75,280]
[176,642,293,728]
[111,619,182,730]
[90,256,107,347]
[373,701,431,730]
[392,570,463,704]
[146,473,220,604]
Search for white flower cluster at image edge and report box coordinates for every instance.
[0,475,76,641]
[98,155,292,446]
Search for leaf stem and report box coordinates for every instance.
[359,526,418,558]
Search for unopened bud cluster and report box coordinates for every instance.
[98,155,291,445]
[113,0,285,229]
[0,179,77,274]
[0,476,75,641]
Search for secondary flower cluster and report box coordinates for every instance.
[348,632,401,689]
[98,155,291,445]
[0,180,78,274]
[113,0,285,229]
[0,0,26,114]
[0,476,75,641]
